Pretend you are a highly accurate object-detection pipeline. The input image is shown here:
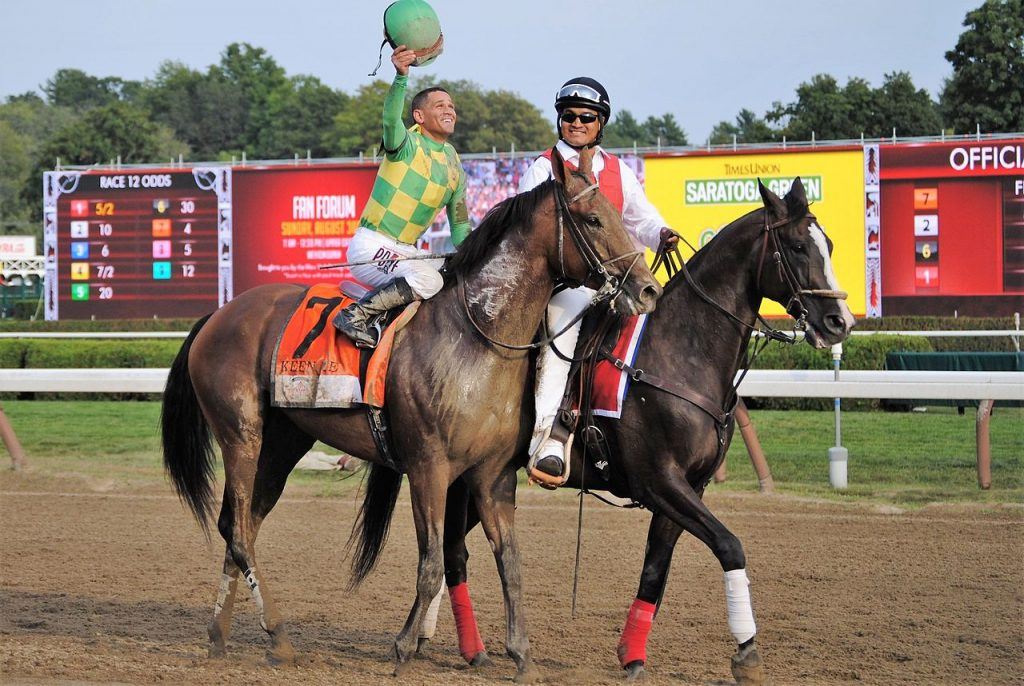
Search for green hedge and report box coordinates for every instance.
[855,316,1020,352]
[0,339,183,400]
[744,334,934,411]
[0,318,198,332]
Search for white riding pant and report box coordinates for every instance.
[531,285,595,449]
[346,227,444,299]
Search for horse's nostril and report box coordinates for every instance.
[641,284,661,303]
[825,314,846,332]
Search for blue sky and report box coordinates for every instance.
[0,0,979,142]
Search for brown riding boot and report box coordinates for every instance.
[333,277,418,347]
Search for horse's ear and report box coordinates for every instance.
[785,177,808,216]
[578,146,595,178]
[758,179,786,218]
[550,146,567,186]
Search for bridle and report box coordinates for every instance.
[755,212,848,325]
[460,178,645,351]
[653,208,848,344]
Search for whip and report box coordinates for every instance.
[317,252,455,270]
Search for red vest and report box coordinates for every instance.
[540,148,625,213]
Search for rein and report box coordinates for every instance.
[459,181,644,352]
[610,209,851,430]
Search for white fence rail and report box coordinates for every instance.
[1,368,1021,400]
[0,329,1019,340]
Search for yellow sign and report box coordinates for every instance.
[645,149,866,316]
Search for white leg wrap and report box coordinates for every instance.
[213,572,234,617]
[419,581,445,639]
[724,568,757,644]
[243,567,268,631]
[531,287,593,453]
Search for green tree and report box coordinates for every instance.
[329,80,391,157]
[873,71,943,137]
[768,74,858,140]
[419,79,553,153]
[709,108,778,145]
[603,109,688,148]
[769,72,941,140]
[0,120,32,231]
[940,0,1024,133]
[602,110,646,148]
[258,76,349,159]
[0,95,76,227]
[43,68,141,110]
[642,113,688,146]
[216,43,288,155]
[21,102,186,217]
[140,61,247,158]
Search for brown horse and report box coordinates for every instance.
[160,146,662,682]
[396,178,855,683]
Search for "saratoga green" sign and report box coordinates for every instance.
[685,176,823,205]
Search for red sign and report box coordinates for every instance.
[232,165,378,295]
[881,140,1024,180]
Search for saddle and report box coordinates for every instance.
[549,306,628,482]
[271,281,420,471]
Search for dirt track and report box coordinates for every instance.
[1,472,1022,685]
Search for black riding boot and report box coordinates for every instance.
[332,277,418,347]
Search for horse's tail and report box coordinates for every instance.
[347,463,403,588]
[161,313,216,537]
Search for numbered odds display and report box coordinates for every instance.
[43,168,232,320]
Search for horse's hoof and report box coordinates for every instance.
[267,647,296,667]
[393,659,414,678]
[416,637,430,655]
[513,665,542,684]
[730,644,764,686]
[469,651,493,667]
[624,660,647,682]
[207,643,227,659]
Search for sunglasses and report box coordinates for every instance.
[560,112,599,125]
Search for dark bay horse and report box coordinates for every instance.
[160,147,662,682]
[401,178,855,683]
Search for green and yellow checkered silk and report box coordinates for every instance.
[359,74,470,246]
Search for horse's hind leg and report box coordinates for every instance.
[464,464,537,684]
[208,513,241,657]
[211,411,312,665]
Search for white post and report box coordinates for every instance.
[828,342,848,489]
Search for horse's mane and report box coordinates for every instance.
[443,179,558,282]
[662,205,764,295]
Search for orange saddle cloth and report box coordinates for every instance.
[271,283,419,409]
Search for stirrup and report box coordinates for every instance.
[527,431,573,489]
[333,307,383,348]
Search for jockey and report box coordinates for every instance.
[518,77,679,482]
[334,45,471,346]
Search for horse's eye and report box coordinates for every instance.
[792,242,806,253]
[586,214,601,228]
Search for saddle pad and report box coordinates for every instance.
[271,283,420,409]
[591,313,649,419]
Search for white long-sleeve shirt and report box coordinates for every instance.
[517,139,668,252]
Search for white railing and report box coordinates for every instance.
[1,328,1018,341]
[1,368,1021,399]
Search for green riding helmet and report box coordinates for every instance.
[383,0,444,67]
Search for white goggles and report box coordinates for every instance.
[556,83,604,104]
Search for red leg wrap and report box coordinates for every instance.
[449,582,485,663]
[617,598,657,667]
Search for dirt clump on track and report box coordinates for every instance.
[1,472,1022,685]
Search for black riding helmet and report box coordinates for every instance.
[554,77,611,146]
